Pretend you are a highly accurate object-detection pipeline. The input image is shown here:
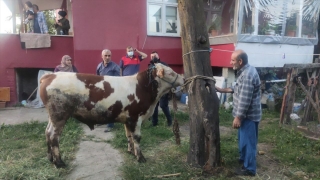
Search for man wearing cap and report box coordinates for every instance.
[54,10,70,35]
[119,46,147,76]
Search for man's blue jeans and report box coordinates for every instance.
[152,94,172,126]
[238,118,259,174]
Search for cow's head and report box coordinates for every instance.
[154,63,184,91]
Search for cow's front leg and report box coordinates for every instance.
[133,119,146,163]
[133,134,146,162]
[124,124,135,155]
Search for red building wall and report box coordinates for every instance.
[71,0,183,74]
[0,34,74,105]
[210,43,234,67]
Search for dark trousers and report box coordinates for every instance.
[238,119,259,174]
[152,95,172,126]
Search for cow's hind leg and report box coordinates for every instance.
[133,120,146,163]
[124,124,135,155]
[45,120,53,162]
[50,119,67,168]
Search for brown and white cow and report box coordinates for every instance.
[39,63,184,168]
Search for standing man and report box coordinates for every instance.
[32,4,48,34]
[54,11,70,35]
[119,46,147,76]
[96,49,120,132]
[149,51,172,127]
[215,49,261,176]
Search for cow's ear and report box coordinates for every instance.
[156,68,164,78]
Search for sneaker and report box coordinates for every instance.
[234,167,255,176]
[104,127,112,132]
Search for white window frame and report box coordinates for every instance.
[147,0,180,37]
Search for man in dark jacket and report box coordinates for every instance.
[54,10,70,35]
[149,51,172,126]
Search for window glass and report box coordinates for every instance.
[166,6,177,33]
[204,0,235,37]
[165,0,178,3]
[0,0,13,33]
[148,5,162,33]
[241,1,318,39]
[147,0,179,36]
[241,7,254,34]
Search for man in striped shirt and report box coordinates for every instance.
[216,49,261,176]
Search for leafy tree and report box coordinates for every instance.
[43,10,56,35]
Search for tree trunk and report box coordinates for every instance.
[178,0,221,172]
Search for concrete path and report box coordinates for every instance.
[0,107,123,180]
[0,107,48,124]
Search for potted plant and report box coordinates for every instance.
[286,25,297,37]
[208,23,219,37]
[208,16,221,37]
[262,22,276,35]
[242,24,254,34]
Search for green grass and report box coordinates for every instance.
[219,107,233,126]
[109,108,320,179]
[259,119,320,175]
[108,112,202,180]
[0,119,84,180]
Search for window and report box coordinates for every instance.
[0,0,15,33]
[240,1,318,39]
[204,0,236,37]
[147,0,179,36]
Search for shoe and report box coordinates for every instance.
[234,167,255,176]
[104,127,112,132]
[238,159,244,168]
[167,123,172,127]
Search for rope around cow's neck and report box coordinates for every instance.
[172,75,216,94]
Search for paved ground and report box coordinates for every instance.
[0,107,123,180]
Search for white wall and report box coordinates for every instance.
[236,43,314,67]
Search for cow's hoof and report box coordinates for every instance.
[54,161,66,168]
[47,154,53,162]
[137,156,146,163]
[127,148,135,155]
[127,150,134,155]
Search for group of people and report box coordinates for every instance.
[53,48,261,176]
[23,1,70,35]
[53,49,261,176]
[54,46,173,132]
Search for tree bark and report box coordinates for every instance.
[178,0,221,171]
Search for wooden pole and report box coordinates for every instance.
[280,69,292,124]
[178,0,221,172]
[297,77,320,123]
[285,68,298,124]
[301,70,318,125]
